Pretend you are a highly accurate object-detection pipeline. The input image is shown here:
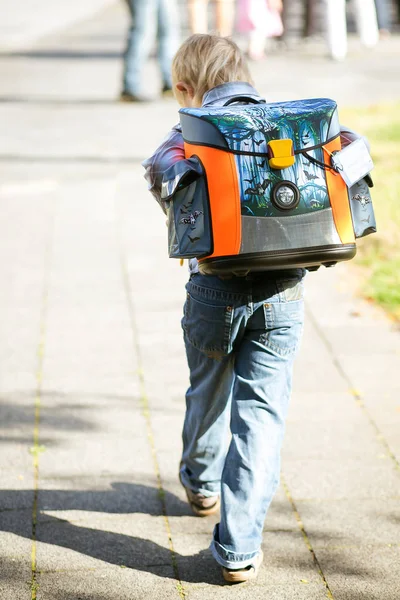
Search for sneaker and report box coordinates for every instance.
[179,474,220,517]
[119,91,153,103]
[222,551,264,584]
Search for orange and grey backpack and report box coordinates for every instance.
[161,97,376,275]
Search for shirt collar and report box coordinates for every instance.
[202,82,263,107]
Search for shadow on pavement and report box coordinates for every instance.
[0,482,223,585]
[0,486,384,589]
[0,557,31,591]
[0,395,97,448]
[0,482,191,516]
[0,506,381,589]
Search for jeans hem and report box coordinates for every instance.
[179,468,220,498]
[210,538,261,569]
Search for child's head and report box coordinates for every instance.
[172,34,253,108]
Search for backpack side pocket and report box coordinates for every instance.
[162,157,213,259]
[348,176,377,238]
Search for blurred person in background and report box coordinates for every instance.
[188,0,235,37]
[120,0,180,102]
[236,0,284,60]
[325,0,379,60]
[374,0,392,37]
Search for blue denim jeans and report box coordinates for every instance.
[122,0,179,94]
[180,272,305,569]
[374,0,391,31]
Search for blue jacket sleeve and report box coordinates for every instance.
[142,126,185,214]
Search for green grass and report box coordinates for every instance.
[340,103,400,321]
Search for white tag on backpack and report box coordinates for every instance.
[331,138,374,188]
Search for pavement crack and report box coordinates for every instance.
[282,476,335,600]
[116,195,187,599]
[30,201,56,600]
[305,303,400,472]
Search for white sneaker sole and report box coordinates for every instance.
[222,550,264,583]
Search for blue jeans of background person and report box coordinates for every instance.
[122,0,179,95]
[180,272,305,569]
[374,0,392,31]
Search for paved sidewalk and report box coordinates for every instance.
[0,0,116,50]
[0,4,399,599]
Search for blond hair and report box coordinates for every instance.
[172,34,253,106]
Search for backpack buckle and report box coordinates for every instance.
[267,139,295,169]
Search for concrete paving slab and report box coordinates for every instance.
[166,486,301,537]
[336,353,400,395]
[283,417,388,460]
[371,425,400,464]
[316,545,400,600]
[40,375,142,400]
[291,328,350,394]
[264,487,303,531]
[0,396,37,461]
[0,375,38,396]
[0,561,32,600]
[0,482,34,511]
[303,265,387,326]
[287,391,369,422]
[37,434,154,478]
[290,360,349,395]
[310,323,400,357]
[185,582,328,599]
[0,509,33,542]
[0,0,117,51]
[1,404,100,451]
[258,529,324,586]
[37,568,180,600]
[38,404,144,440]
[149,412,184,454]
[0,511,32,599]
[0,439,37,471]
[31,389,142,427]
[35,479,166,517]
[173,529,323,586]
[36,514,173,572]
[296,498,400,548]
[283,460,400,500]
[361,391,400,417]
[0,189,53,385]
[36,389,143,409]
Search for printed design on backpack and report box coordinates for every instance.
[348,177,377,238]
[198,99,338,218]
[179,209,203,227]
[352,192,370,208]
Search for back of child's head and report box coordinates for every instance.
[172,34,253,106]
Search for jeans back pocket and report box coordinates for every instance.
[182,290,234,358]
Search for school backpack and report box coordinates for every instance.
[161,96,376,276]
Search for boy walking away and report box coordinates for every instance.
[142,34,305,583]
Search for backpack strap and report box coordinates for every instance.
[223,96,266,106]
[301,150,336,173]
